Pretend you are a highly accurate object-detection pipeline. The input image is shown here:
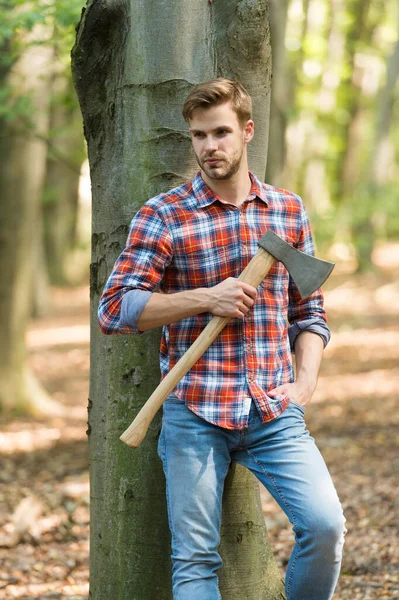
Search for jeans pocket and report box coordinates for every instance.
[289,398,306,413]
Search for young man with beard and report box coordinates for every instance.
[98,78,346,600]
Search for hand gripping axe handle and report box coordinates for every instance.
[120,230,334,447]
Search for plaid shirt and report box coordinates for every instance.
[98,172,329,429]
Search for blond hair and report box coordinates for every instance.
[182,78,252,126]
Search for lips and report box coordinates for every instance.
[204,158,222,166]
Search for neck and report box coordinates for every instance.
[201,161,252,207]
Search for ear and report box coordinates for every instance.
[243,120,254,144]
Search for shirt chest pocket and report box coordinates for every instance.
[260,260,289,291]
[172,244,234,289]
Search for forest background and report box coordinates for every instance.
[0,0,398,598]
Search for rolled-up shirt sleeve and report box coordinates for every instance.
[98,203,172,335]
[287,199,331,352]
[288,316,331,352]
[120,289,152,334]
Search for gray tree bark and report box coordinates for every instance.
[72,1,285,598]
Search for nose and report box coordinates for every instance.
[204,136,218,153]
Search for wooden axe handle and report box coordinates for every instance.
[120,247,276,447]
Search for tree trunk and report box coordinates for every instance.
[354,32,399,271]
[266,0,289,186]
[30,210,51,318]
[0,27,52,412]
[72,1,285,598]
[273,0,310,193]
[219,464,286,599]
[369,35,399,185]
[334,0,373,203]
[43,71,85,285]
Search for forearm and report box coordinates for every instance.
[294,331,324,392]
[137,277,258,332]
[137,288,211,331]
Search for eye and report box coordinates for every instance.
[193,132,205,138]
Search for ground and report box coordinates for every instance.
[0,244,398,599]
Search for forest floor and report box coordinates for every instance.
[0,243,398,599]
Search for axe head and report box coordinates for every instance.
[259,230,334,298]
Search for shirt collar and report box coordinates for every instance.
[191,171,269,208]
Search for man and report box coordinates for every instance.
[98,78,346,600]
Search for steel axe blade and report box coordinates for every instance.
[258,230,334,298]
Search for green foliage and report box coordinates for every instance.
[0,0,83,51]
[53,0,86,59]
[283,0,399,269]
[0,85,32,120]
[0,0,84,122]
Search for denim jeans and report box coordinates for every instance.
[158,396,346,600]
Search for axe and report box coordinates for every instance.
[120,230,334,448]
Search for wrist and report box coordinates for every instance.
[296,375,316,399]
[197,286,215,313]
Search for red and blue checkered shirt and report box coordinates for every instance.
[98,171,329,429]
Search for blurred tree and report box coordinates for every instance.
[266,0,290,185]
[0,0,85,412]
[43,71,85,285]
[42,0,87,285]
[0,13,53,412]
[72,0,285,598]
[335,0,375,203]
[278,0,399,266]
[354,30,399,270]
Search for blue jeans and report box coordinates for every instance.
[158,396,346,600]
